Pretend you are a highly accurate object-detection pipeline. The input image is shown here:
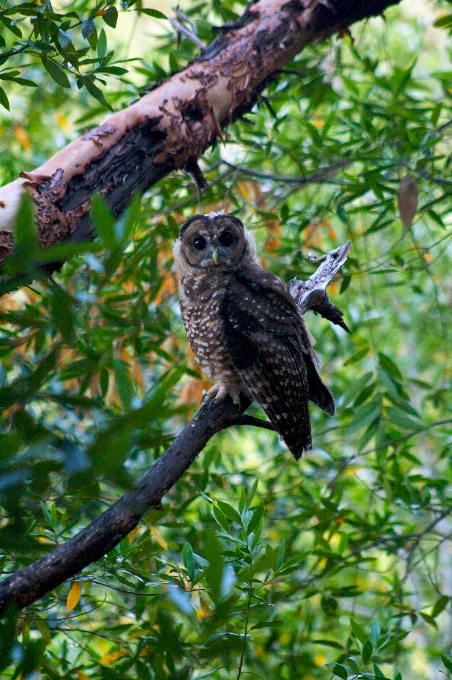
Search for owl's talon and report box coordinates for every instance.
[203,382,241,405]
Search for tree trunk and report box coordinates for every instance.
[0,0,399,268]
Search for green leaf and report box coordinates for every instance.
[276,539,285,570]
[378,353,403,380]
[344,348,369,366]
[212,505,230,532]
[431,595,449,618]
[81,75,112,110]
[245,479,259,510]
[379,631,409,651]
[139,8,168,19]
[102,6,118,28]
[98,27,107,58]
[362,639,373,664]
[91,194,115,246]
[434,14,452,28]
[350,619,369,645]
[0,86,9,110]
[250,619,284,630]
[82,18,95,39]
[50,283,76,343]
[0,344,62,410]
[370,619,380,645]
[58,28,72,49]
[42,57,71,88]
[216,501,242,525]
[441,655,452,673]
[321,596,338,616]
[247,501,265,534]
[331,663,348,679]
[182,543,195,581]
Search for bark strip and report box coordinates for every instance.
[0,0,400,265]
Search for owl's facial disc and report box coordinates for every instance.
[180,216,246,269]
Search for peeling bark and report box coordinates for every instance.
[0,0,400,269]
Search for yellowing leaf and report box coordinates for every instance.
[129,526,140,544]
[66,581,82,613]
[149,525,168,550]
[238,182,250,201]
[13,125,30,150]
[35,619,51,643]
[100,651,128,665]
[75,671,91,680]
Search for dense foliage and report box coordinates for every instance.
[1,1,452,678]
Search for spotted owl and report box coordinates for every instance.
[173,212,335,460]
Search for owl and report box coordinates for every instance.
[173,212,335,460]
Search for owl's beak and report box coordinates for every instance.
[212,248,220,265]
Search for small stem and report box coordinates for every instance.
[237,586,252,680]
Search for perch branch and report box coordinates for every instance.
[0,243,349,614]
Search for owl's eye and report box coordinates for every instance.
[219,231,234,247]
[193,236,207,250]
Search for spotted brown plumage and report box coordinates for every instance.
[173,212,335,460]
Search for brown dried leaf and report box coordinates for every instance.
[398,174,419,228]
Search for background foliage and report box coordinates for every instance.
[1,0,452,678]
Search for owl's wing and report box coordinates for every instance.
[221,265,334,459]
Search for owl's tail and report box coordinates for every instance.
[274,399,312,461]
[240,360,312,461]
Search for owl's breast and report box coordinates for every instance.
[179,272,236,381]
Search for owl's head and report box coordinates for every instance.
[174,212,257,271]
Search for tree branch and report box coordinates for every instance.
[0,242,350,615]
[289,240,352,332]
[0,0,400,280]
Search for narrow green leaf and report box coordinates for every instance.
[247,501,265,534]
[250,620,284,630]
[91,194,115,246]
[379,631,409,651]
[58,29,72,48]
[350,619,369,645]
[139,8,167,19]
[434,14,452,28]
[362,639,373,664]
[431,595,449,618]
[0,86,9,110]
[245,479,259,510]
[182,543,195,581]
[370,619,380,645]
[441,655,452,673]
[42,57,71,88]
[212,505,229,532]
[98,27,107,58]
[276,540,285,570]
[216,501,241,525]
[81,76,112,110]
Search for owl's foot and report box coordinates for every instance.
[202,381,242,406]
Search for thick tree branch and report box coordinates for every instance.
[0,0,400,273]
[0,242,350,615]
